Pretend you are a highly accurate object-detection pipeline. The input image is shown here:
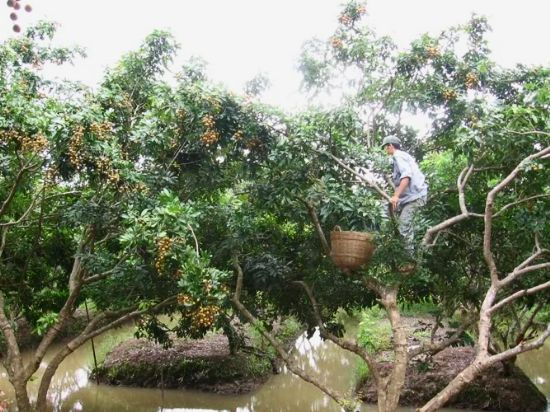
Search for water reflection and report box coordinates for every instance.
[0,325,545,411]
[517,342,550,397]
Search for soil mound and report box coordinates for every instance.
[357,346,547,412]
[94,334,273,394]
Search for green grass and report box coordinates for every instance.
[92,326,136,366]
[355,359,370,383]
[398,296,440,317]
[356,306,392,354]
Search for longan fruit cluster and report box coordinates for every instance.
[467,114,479,127]
[105,169,120,185]
[245,138,261,150]
[331,37,344,49]
[20,133,47,153]
[206,96,222,112]
[201,114,215,129]
[442,89,458,101]
[426,46,440,59]
[176,109,186,133]
[200,114,220,146]
[0,129,20,142]
[90,122,113,140]
[155,236,173,272]
[6,0,32,33]
[95,155,110,172]
[338,13,353,25]
[119,181,148,195]
[68,125,85,168]
[0,130,48,154]
[134,181,148,192]
[176,109,186,121]
[465,72,478,89]
[202,279,213,293]
[177,293,195,306]
[232,130,243,141]
[201,129,220,146]
[44,165,58,184]
[191,305,220,329]
[94,155,119,185]
[338,5,365,25]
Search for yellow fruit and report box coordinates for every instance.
[426,46,440,58]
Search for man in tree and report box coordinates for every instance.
[382,136,428,251]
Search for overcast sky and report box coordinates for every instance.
[2,0,549,110]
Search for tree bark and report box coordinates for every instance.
[25,253,84,380]
[12,378,32,412]
[416,356,488,412]
[377,286,408,412]
[34,296,176,410]
[0,293,32,412]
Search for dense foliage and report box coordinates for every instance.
[0,2,548,411]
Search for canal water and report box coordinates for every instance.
[0,323,548,411]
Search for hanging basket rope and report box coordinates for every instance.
[330,226,375,272]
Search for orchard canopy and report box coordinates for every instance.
[0,2,548,412]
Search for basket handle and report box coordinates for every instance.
[333,225,342,232]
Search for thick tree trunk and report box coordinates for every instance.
[377,386,389,412]
[34,296,177,410]
[36,348,70,412]
[377,286,408,412]
[12,378,32,412]
[416,356,488,412]
[0,293,32,411]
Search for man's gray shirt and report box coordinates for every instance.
[391,149,428,207]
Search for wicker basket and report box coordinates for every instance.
[330,229,375,271]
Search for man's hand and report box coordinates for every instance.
[390,177,410,211]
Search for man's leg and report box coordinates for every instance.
[398,197,426,253]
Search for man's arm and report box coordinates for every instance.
[390,177,410,210]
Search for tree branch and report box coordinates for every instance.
[489,279,550,314]
[24,237,86,379]
[361,275,383,295]
[230,254,358,410]
[42,190,81,202]
[187,224,200,257]
[293,280,381,385]
[515,303,543,346]
[504,129,550,137]
[500,261,550,288]
[488,323,550,365]
[483,146,550,285]
[422,164,483,247]
[513,248,548,273]
[35,295,177,410]
[304,201,331,255]
[493,194,550,218]
[409,320,474,358]
[457,165,474,214]
[84,252,131,284]
[422,214,472,246]
[317,150,391,202]
[0,186,45,228]
[0,227,8,258]
[0,292,24,377]
[0,162,38,218]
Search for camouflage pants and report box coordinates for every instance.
[397,196,427,252]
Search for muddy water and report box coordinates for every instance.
[517,342,550,400]
[0,325,548,412]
